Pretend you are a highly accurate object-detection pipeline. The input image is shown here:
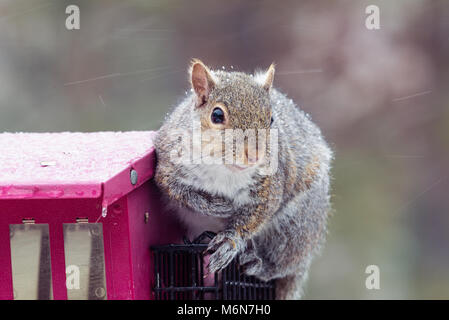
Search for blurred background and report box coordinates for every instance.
[0,0,448,299]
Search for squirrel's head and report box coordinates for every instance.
[188,59,275,171]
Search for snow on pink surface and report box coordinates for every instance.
[0,131,156,199]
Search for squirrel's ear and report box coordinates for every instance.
[262,63,275,91]
[190,59,216,107]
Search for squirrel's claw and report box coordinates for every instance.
[206,231,242,274]
[239,249,263,276]
[240,258,263,276]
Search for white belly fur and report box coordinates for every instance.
[175,207,227,240]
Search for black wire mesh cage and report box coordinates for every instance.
[151,232,276,300]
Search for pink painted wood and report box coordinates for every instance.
[0,131,183,300]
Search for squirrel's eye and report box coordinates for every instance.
[211,107,225,124]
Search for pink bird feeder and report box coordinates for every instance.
[0,131,275,300]
[0,131,183,300]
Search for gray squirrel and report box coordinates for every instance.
[154,59,333,299]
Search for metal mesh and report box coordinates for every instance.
[151,233,276,300]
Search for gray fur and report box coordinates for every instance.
[154,61,333,299]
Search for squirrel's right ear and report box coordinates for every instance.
[254,63,275,91]
[262,63,275,91]
[190,59,216,107]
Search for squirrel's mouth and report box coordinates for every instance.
[225,164,251,172]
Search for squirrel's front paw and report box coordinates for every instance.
[206,230,243,274]
[239,250,263,276]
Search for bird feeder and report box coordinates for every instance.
[0,131,183,300]
[0,131,275,300]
